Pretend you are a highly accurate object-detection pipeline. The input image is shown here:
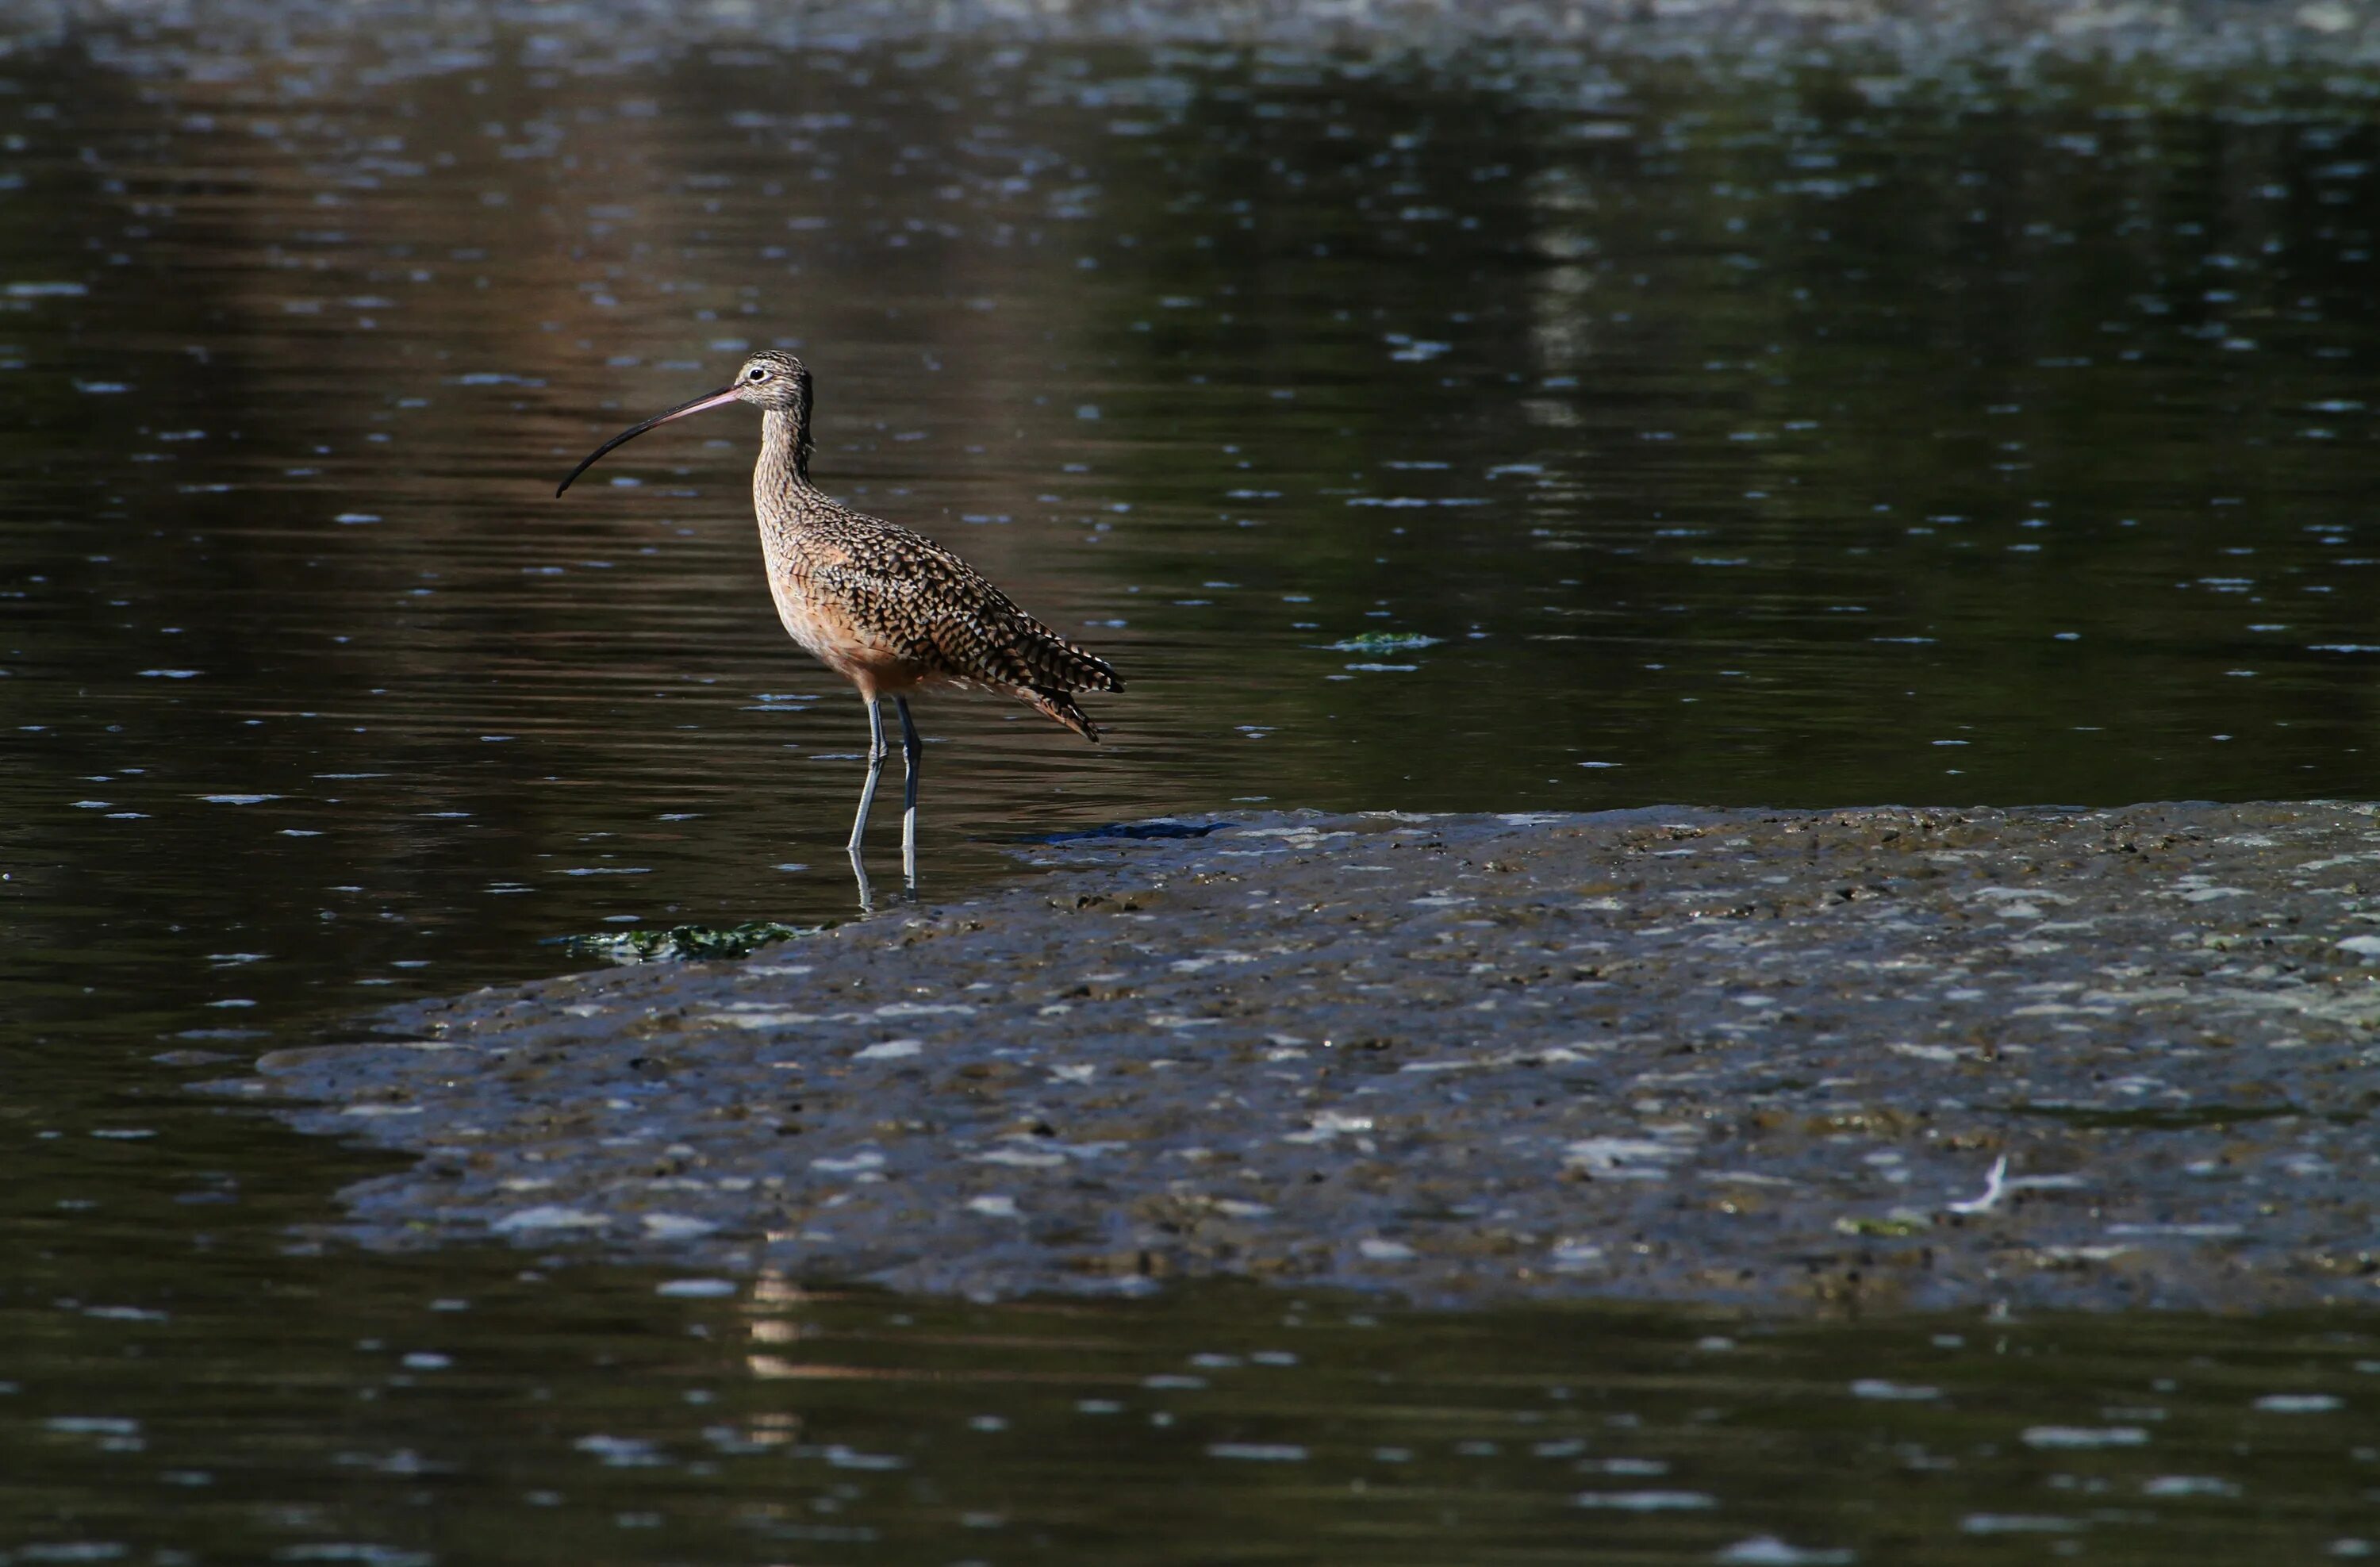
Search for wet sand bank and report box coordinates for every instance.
[234,801,2380,1313]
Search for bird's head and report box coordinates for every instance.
[726,348,809,411]
[556,349,812,497]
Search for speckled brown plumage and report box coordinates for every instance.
[748,383,1122,741]
[562,348,1122,740]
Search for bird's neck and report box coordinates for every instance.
[757,406,814,497]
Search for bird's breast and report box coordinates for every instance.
[761,547,934,697]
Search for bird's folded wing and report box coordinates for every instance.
[812,541,1119,693]
[807,550,1063,689]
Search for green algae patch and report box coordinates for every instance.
[558,920,818,965]
[1327,632,1443,654]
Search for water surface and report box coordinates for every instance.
[11,1260,2380,1565]
[5,13,2380,1560]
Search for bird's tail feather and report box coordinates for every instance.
[1023,686,1101,742]
[1029,634,1122,696]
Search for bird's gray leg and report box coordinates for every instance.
[846,697,889,913]
[848,696,888,853]
[896,697,921,890]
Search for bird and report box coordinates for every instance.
[555,348,1122,900]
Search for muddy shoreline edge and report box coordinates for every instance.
[228,801,2380,1314]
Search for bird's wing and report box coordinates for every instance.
[808,524,1117,694]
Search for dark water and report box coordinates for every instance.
[10,1267,2380,1565]
[6,12,2380,1560]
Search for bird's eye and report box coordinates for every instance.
[746,366,767,382]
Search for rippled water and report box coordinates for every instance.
[10,1267,2380,1565]
[6,10,2380,1561]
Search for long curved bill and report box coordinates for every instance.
[555,382,744,497]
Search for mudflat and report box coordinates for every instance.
[237,801,2380,1312]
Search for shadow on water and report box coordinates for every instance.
[1012,817,1234,843]
[6,9,2380,1559]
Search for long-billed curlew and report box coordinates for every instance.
[556,349,1122,898]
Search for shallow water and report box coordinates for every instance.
[10,1263,2380,1565]
[6,10,2380,1560]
